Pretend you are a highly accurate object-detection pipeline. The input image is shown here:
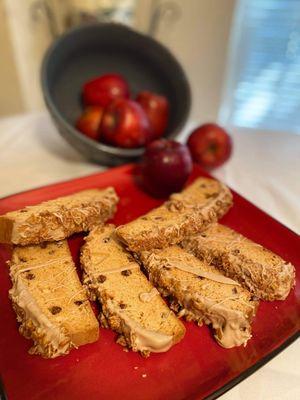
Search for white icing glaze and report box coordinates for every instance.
[99,263,140,275]
[142,252,253,348]
[163,256,239,286]
[181,293,251,348]
[12,257,70,278]
[139,288,159,303]
[107,300,173,353]
[86,262,140,284]
[184,226,296,301]
[9,275,73,357]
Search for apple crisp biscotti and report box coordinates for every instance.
[0,187,119,246]
[9,241,99,358]
[139,246,258,348]
[80,225,185,356]
[116,177,233,252]
[182,223,296,301]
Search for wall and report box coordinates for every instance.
[3,0,53,112]
[155,0,236,122]
[0,0,24,116]
[0,0,236,120]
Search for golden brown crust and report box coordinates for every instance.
[116,178,233,252]
[9,241,99,358]
[139,246,258,348]
[0,188,119,246]
[81,225,185,356]
[11,299,74,358]
[182,223,296,301]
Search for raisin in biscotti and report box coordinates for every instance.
[9,241,99,358]
[139,246,258,348]
[116,177,232,252]
[0,187,119,246]
[182,223,296,301]
[80,225,185,356]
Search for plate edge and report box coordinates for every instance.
[203,331,300,400]
[0,376,7,400]
[1,334,298,400]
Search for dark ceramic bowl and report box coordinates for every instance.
[41,23,191,166]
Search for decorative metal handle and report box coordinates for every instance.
[148,1,181,37]
[30,0,59,39]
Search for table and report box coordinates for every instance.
[0,112,299,399]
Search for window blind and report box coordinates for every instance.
[222,0,300,133]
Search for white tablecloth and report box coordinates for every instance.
[0,112,299,399]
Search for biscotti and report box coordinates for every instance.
[116,177,232,252]
[0,187,119,246]
[139,246,258,348]
[80,225,185,356]
[9,241,99,358]
[182,223,296,301]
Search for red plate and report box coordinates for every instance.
[0,164,299,400]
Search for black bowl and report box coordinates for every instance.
[41,23,191,166]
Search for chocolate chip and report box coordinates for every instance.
[97,275,107,283]
[201,233,207,238]
[40,242,47,249]
[121,269,132,276]
[212,257,223,268]
[205,192,218,199]
[50,306,62,315]
[102,237,110,243]
[232,287,238,294]
[25,272,35,280]
[197,276,204,280]
[168,295,176,303]
[232,249,240,255]
[74,300,83,306]
[119,303,127,309]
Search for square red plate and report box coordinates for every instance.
[0,164,299,400]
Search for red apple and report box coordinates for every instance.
[75,106,103,141]
[187,123,232,169]
[141,139,193,197]
[82,73,129,107]
[136,91,169,139]
[100,99,151,148]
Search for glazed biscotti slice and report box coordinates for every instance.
[116,177,232,252]
[9,241,99,358]
[139,246,258,348]
[0,187,119,246]
[80,225,185,356]
[182,223,296,301]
